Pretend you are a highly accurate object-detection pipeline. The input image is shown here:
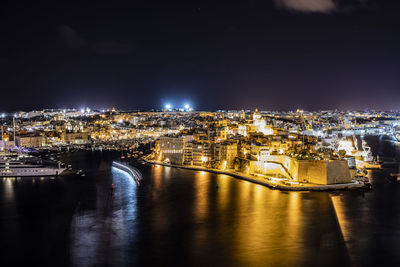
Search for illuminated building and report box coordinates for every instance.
[213,141,238,169]
[60,132,89,144]
[157,136,194,164]
[238,125,247,136]
[15,135,45,148]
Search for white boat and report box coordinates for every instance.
[0,156,66,177]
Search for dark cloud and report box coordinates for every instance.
[273,0,337,13]
[58,24,134,55]
[273,0,374,13]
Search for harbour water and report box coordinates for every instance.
[1,136,400,266]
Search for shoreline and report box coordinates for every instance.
[142,159,367,192]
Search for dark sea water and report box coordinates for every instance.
[1,136,400,267]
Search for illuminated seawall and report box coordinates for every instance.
[144,159,363,191]
[266,155,352,185]
[112,161,143,184]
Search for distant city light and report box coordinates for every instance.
[165,104,172,110]
[80,108,85,113]
[184,104,190,110]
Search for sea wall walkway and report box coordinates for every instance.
[112,161,143,184]
[143,159,366,191]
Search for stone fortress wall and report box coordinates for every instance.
[266,155,352,185]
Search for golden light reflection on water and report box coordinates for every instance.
[271,187,279,201]
[234,181,266,252]
[149,165,167,232]
[193,170,211,221]
[330,195,351,241]
[3,178,15,201]
[190,171,309,266]
[1,161,353,267]
[164,166,171,177]
[285,192,301,245]
[216,175,230,212]
[73,164,353,266]
[151,165,163,199]
[330,194,353,264]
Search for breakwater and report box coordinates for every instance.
[112,161,143,184]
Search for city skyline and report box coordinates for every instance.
[3,1,400,266]
[2,0,400,111]
[3,106,400,114]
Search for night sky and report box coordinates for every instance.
[1,0,399,111]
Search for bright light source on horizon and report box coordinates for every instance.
[184,104,190,110]
[165,104,172,110]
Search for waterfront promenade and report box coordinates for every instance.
[142,159,366,191]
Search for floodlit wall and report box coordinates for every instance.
[249,161,288,177]
[16,136,45,147]
[265,155,351,185]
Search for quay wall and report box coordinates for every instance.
[265,155,352,185]
[143,159,363,191]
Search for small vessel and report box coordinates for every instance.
[364,161,381,169]
[390,164,400,180]
[390,173,400,182]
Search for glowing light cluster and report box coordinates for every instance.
[163,102,193,111]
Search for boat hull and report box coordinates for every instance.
[0,168,66,177]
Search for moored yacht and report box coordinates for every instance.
[0,154,66,177]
